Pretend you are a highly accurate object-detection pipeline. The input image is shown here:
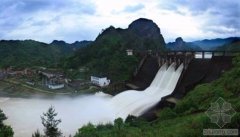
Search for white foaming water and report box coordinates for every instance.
[95,91,113,98]
[110,63,183,118]
[0,97,10,103]
[0,63,183,137]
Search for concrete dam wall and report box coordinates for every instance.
[125,52,234,120]
[126,52,234,106]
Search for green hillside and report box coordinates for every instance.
[0,40,62,68]
[0,40,91,68]
[217,40,240,51]
[65,18,166,81]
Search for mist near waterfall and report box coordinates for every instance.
[0,96,115,137]
[0,63,183,137]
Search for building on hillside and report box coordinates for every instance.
[39,70,65,89]
[7,69,25,77]
[5,67,36,77]
[126,49,133,56]
[48,84,65,89]
[26,81,35,86]
[24,69,36,77]
[90,76,110,87]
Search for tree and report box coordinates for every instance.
[0,109,14,137]
[32,129,42,137]
[114,118,124,130]
[0,109,7,128]
[75,123,96,137]
[41,106,62,137]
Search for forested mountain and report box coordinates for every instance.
[1,17,238,81]
[217,39,240,51]
[50,40,92,56]
[0,18,166,81]
[189,37,240,50]
[65,18,166,81]
[0,40,91,68]
[167,37,240,51]
[0,40,60,68]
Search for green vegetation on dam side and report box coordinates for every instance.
[73,54,240,136]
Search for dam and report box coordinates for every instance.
[125,50,236,116]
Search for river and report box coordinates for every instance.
[0,96,115,137]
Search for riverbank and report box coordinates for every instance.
[0,79,100,99]
[0,80,57,98]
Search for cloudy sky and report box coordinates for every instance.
[0,0,239,43]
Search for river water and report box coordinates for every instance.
[0,96,115,137]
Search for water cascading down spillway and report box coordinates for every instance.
[110,63,184,120]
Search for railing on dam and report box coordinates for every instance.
[169,50,239,59]
[132,50,240,58]
[129,50,240,77]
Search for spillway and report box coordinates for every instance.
[110,63,184,119]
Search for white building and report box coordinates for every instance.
[48,84,64,89]
[91,76,110,87]
[126,49,133,56]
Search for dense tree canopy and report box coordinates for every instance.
[0,40,90,68]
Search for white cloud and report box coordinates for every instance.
[0,0,239,43]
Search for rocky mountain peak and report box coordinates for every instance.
[128,18,161,39]
[175,37,184,47]
[51,40,67,46]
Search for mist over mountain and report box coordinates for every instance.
[167,37,240,51]
[166,37,202,51]
[217,38,240,51]
[189,37,240,50]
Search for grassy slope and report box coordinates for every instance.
[74,54,240,137]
